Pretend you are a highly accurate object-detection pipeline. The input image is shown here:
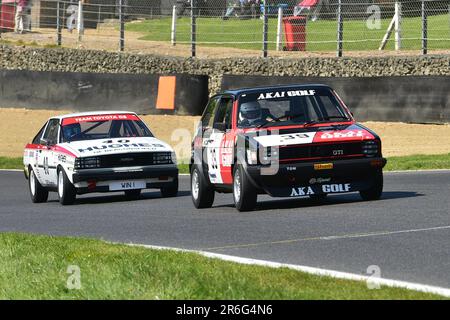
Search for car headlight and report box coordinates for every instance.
[153,152,173,165]
[74,157,101,170]
[362,140,379,157]
[171,151,177,165]
[246,149,258,165]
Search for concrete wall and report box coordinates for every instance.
[1,45,450,122]
[0,69,209,115]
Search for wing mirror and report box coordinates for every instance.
[40,138,51,147]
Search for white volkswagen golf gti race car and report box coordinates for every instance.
[23,111,178,205]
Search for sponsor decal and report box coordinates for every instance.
[62,114,139,126]
[254,132,315,147]
[290,186,315,197]
[312,129,374,143]
[314,163,334,170]
[257,90,316,100]
[309,177,331,184]
[322,183,351,193]
[77,142,163,153]
[58,154,67,163]
[290,183,351,197]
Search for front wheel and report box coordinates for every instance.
[360,170,383,201]
[191,166,214,209]
[28,168,48,203]
[58,168,76,205]
[233,165,257,212]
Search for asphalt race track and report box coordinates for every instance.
[1,170,449,288]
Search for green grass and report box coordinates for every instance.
[0,232,445,299]
[0,157,23,170]
[385,153,450,171]
[3,154,450,172]
[125,13,450,51]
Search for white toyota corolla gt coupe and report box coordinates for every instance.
[23,111,178,205]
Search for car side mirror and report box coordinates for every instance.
[213,122,227,132]
[40,138,51,147]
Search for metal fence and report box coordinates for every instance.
[0,0,449,57]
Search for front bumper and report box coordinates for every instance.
[245,157,386,197]
[72,165,178,193]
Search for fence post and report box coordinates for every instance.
[336,0,343,57]
[421,0,427,55]
[119,0,125,51]
[171,5,177,46]
[56,1,62,46]
[394,0,401,50]
[77,0,83,42]
[276,6,283,51]
[262,0,268,57]
[191,0,197,57]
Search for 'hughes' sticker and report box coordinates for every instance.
[77,142,165,154]
[254,132,315,147]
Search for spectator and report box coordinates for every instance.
[14,0,28,34]
[24,0,33,32]
[223,0,240,19]
[294,0,328,21]
[66,2,79,33]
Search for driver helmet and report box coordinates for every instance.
[239,101,262,125]
[63,123,81,140]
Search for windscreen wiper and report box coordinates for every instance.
[256,115,305,129]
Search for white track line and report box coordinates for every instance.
[0,169,22,172]
[126,242,450,298]
[204,225,450,251]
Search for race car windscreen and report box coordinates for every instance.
[237,87,351,128]
[61,114,153,142]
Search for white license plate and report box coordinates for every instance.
[109,181,146,191]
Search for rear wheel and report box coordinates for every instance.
[161,176,179,198]
[58,168,76,205]
[124,189,141,200]
[233,165,257,212]
[28,168,48,203]
[191,166,214,208]
[360,170,383,201]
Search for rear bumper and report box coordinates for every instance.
[245,157,386,197]
[72,165,178,184]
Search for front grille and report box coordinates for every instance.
[279,142,364,163]
[98,152,172,168]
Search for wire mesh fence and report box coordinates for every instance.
[0,0,449,57]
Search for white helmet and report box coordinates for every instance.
[239,101,262,125]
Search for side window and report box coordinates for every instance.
[201,97,220,128]
[43,119,60,145]
[32,123,48,145]
[214,98,234,130]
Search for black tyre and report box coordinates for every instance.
[124,189,141,200]
[161,176,179,198]
[360,170,383,201]
[191,165,214,209]
[233,165,257,212]
[28,168,48,203]
[57,168,76,205]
